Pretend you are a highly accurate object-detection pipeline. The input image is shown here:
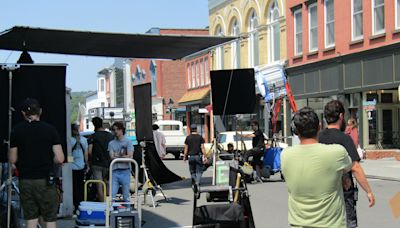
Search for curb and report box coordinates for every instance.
[366,175,400,182]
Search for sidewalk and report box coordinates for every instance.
[361,158,400,181]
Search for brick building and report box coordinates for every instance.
[130,28,209,124]
[286,0,400,149]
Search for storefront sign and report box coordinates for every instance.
[363,100,376,111]
[198,108,208,114]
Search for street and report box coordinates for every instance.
[58,158,400,227]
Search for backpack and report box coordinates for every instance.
[91,131,114,168]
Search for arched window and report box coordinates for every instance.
[248,10,259,67]
[269,1,280,62]
[230,18,241,68]
[215,25,224,70]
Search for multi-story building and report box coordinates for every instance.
[208,0,288,136]
[178,51,212,142]
[130,28,210,125]
[80,64,126,131]
[286,0,400,149]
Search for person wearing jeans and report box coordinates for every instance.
[108,122,133,202]
[184,124,207,186]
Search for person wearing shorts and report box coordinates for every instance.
[9,98,64,228]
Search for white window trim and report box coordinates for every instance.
[231,19,240,69]
[187,64,191,89]
[294,9,302,56]
[308,3,318,52]
[396,0,400,29]
[324,0,335,48]
[269,2,281,63]
[205,58,210,85]
[351,0,363,41]
[248,11,258,67]
[372,0,385,35]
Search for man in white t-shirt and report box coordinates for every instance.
[152,124,166,158]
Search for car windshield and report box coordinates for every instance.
[160,125,180,131]
[218,134,251,143]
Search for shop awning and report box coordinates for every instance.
[178,88,210,106]
[0,26,236,60]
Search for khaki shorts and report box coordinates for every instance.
[91,165,109,181]
[19,179,59,222]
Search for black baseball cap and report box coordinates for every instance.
[21,98,41,115]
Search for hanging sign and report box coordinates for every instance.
[362,99,376,111]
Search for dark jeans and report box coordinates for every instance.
[243,147,264,166]
[188,155,204,185]
[73,169,85,211]
[344,188,358,228]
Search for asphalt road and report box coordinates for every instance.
[58,158,400,227]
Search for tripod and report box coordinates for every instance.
[139,141,167,208]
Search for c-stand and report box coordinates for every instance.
[139,141,167,208]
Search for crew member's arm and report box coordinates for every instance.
[352,162,375,207]
[88,144,93,157]
[83,138,89,163]
[8,147,17,164]
[121,141,134,158]
[241,133,255,138]
[184,145,188,161]
[343,136,375,207]
[53,144,65,164]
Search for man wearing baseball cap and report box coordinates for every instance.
[9,98,64,228]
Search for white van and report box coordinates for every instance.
[154,120,187,159]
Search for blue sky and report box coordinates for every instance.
[0,0,209,92]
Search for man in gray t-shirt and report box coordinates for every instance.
[108,122,133,202]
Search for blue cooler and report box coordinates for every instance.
[77,201,106,223]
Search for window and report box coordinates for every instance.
[397,0,400,29]
[205,57,210,85]
[308,3,318,52]
[191,63,195,88]
[196,61,200,87]
[248,10,259,67]
[372,0,385,34]
[324,0,335,48]
[352,0,363,40]
[136,65,141,82]
[215,25,224,70]
[294,9,303,55]
[230,18,241,68]
[269,1,281,62]
[187,64,191,89]
[150,60,157,96]
[99,79,105,92]
[101,102,105,107]
[200,59,204,86]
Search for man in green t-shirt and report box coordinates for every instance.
[281,107,352,228]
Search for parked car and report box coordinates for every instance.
[204,131,255,154]
[154,120,187,159]
[204,131,291,155]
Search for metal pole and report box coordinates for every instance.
[6,69,14,228]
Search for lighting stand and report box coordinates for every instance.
[1,64,19,228]
[139,141,167,208]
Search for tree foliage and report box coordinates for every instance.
[70,91,92,123]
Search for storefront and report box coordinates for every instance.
[287,43,400,149]
[178,87,211,142]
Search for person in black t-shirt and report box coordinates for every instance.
[319,100,375,228]
[9,98,64,228]
[88,117,114,202]
[241,120,265,163]
[184,124,206,186]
